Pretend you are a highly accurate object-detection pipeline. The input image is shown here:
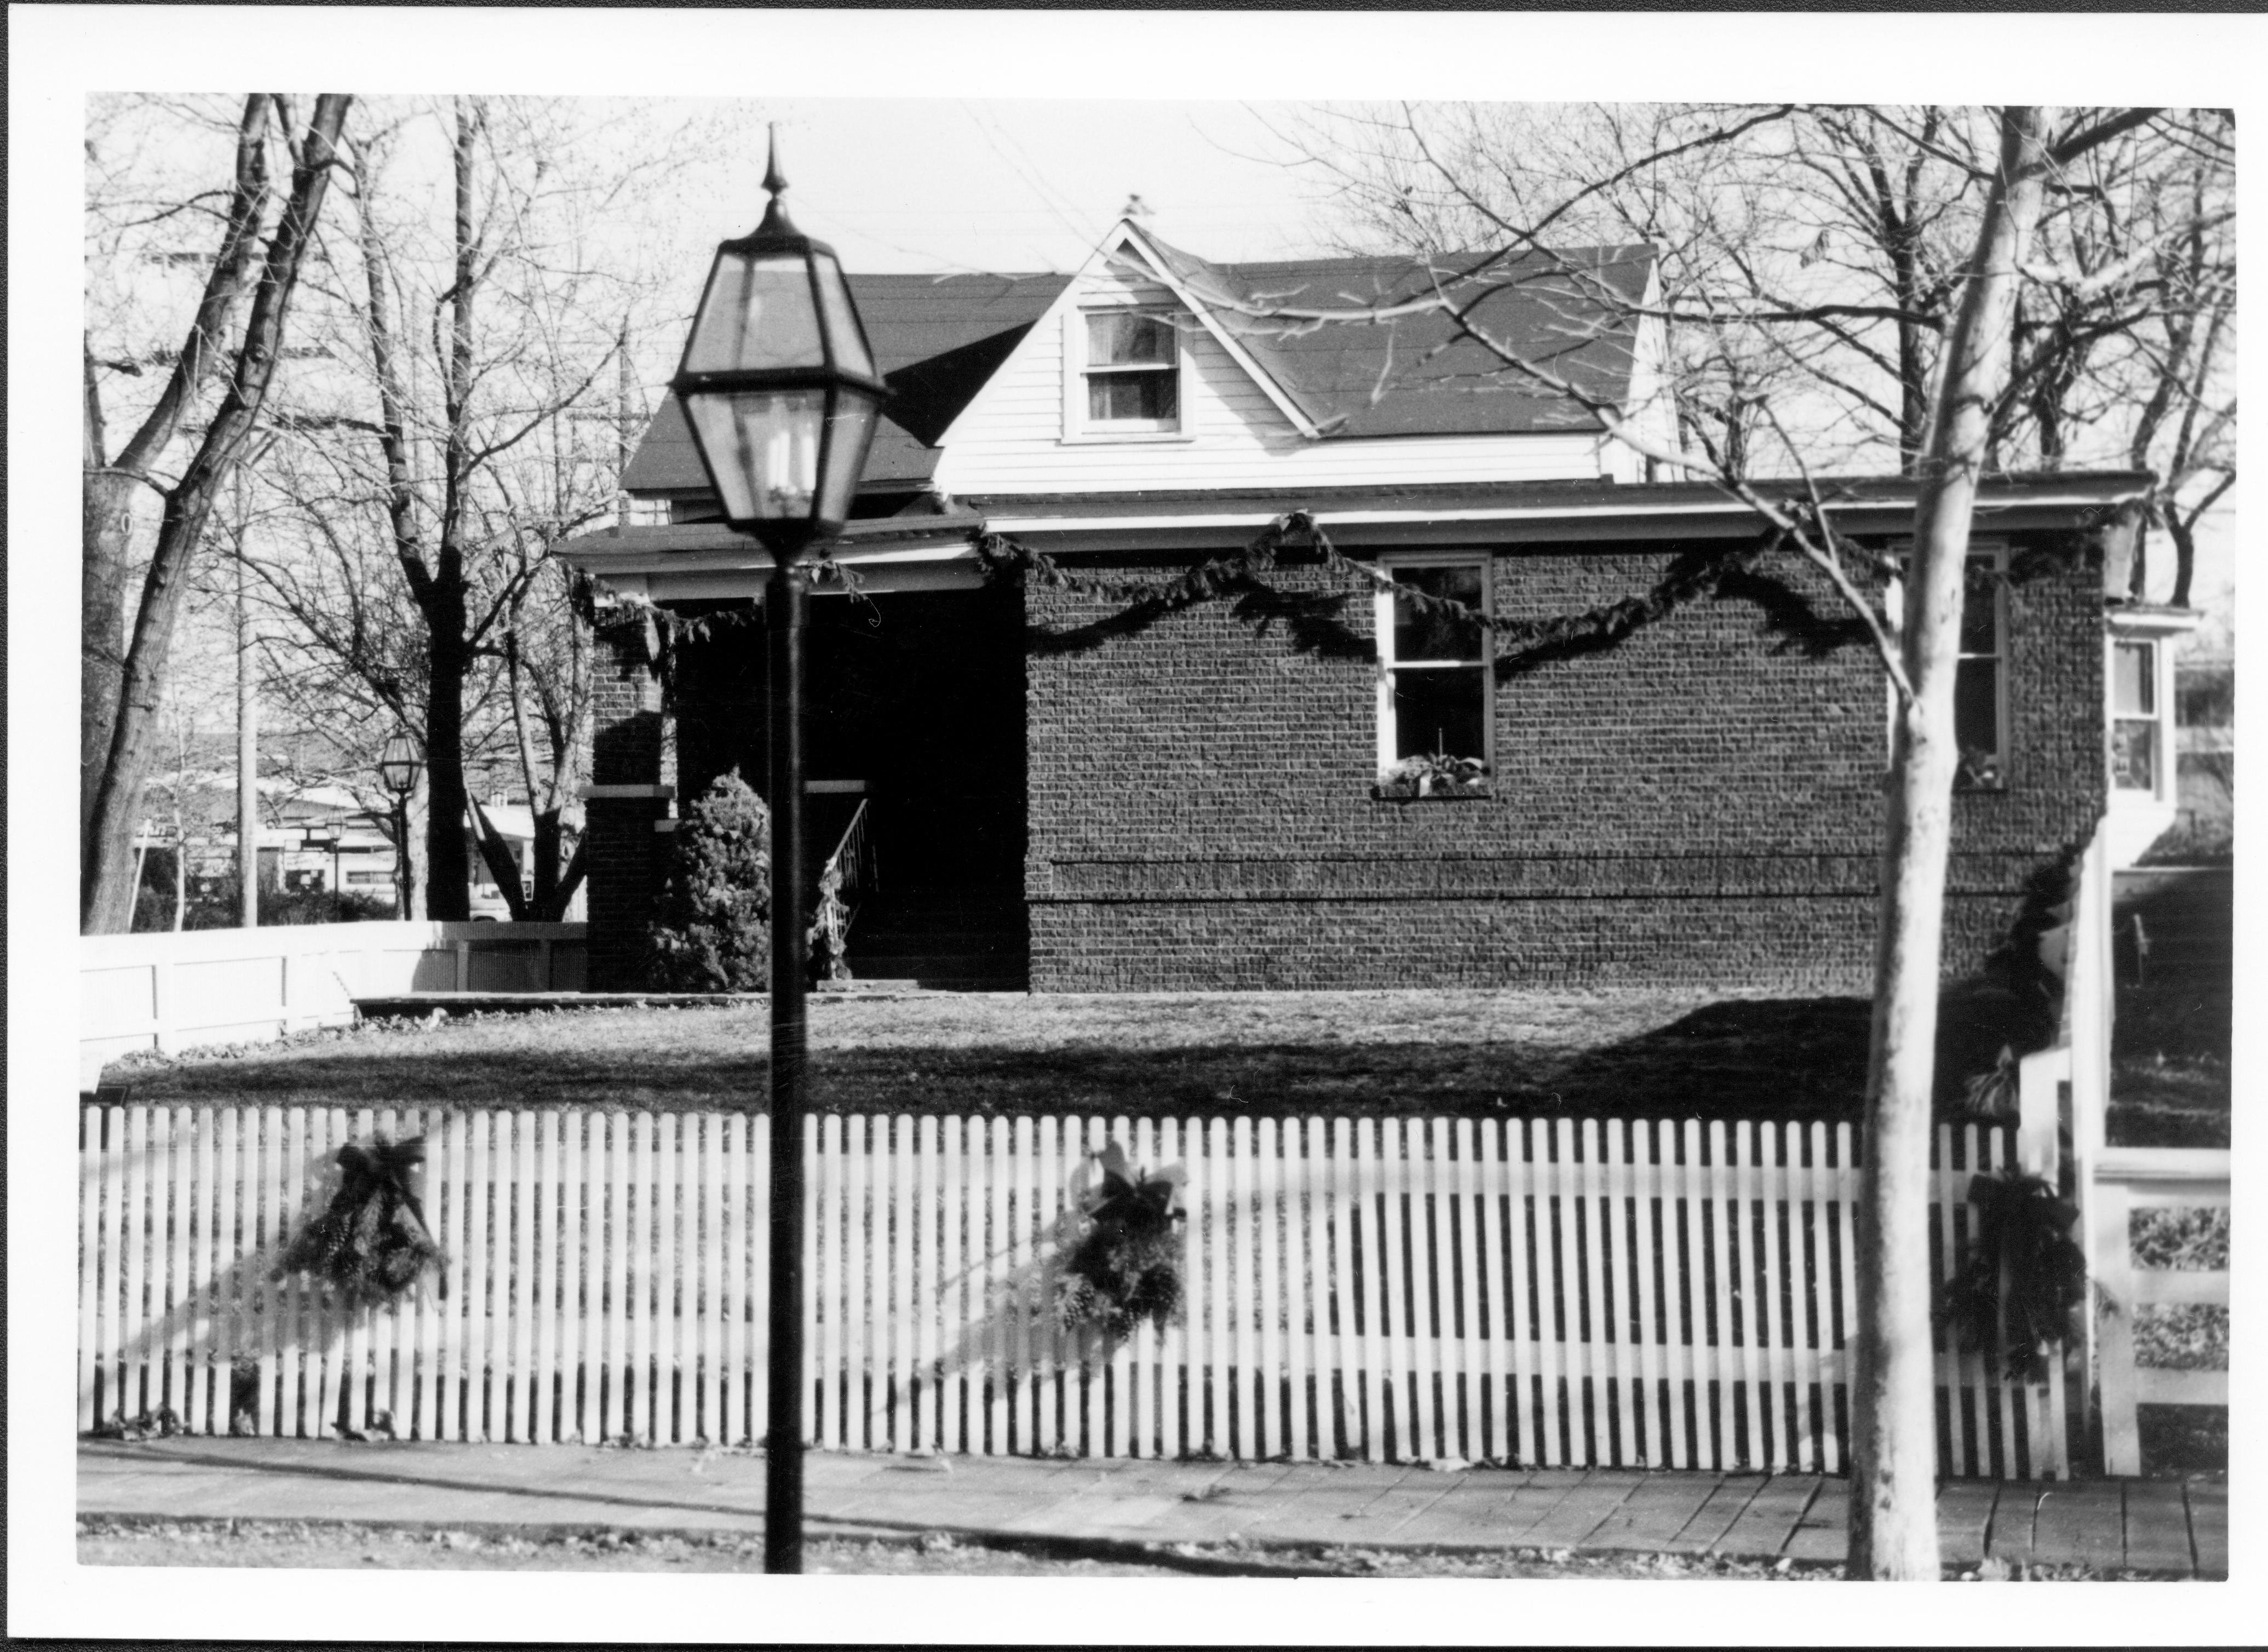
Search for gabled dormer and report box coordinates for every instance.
[931,220,1663,497]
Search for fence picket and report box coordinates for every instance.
[120,1107,150,1424]
[580,1112,608,1446]
[556,1111,584,1445]
[1165,1116,1193,1460]
[1504,1122,1542,1467]
[162,1109,193,1427]
[993,1116,1020,1452]
[1279,1117,1310,1460]
[1933,1123,1968,1476]
[1603,1121,1643,1467]
[942,1116,967,1455]
[1471,1119,1507,1466]
[78,1109,104,1433]
[914,1115,938,1453]
[720,1116,745,1449]
[1544,1118,1579,1464]
[1318,1119,1347,1460]
[1297,1121,1324,1461]
[1796,1121,1832,1470]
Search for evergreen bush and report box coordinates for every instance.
[641,772,771,991]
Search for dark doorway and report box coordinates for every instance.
[670,583,1029,987]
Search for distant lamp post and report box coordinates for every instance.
[671,127,886,1576]
[377,732,424,919]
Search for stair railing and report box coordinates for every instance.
[808,797,874,983]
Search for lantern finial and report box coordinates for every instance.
[758,124,795,235]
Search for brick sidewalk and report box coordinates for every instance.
[77,1438,2226,1578]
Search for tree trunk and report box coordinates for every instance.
[1847,105,2048,1582]
[423,617,473,921]
[81,95,349,933]
[82,467,135,841]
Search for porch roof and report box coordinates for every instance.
[562,470,2152,599]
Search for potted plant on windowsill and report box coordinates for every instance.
[1375,752,1491,801]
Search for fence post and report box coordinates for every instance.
[2091,1175,2141,1476]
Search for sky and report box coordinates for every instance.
[13,10,2265,1647]
[676,98,1341,274]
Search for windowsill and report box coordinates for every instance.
[1059,430,1195,446]
[1373,782,1495,803]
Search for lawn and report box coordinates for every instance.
[102,986,2035,1123]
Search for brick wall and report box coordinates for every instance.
[1025,532,2105,991]
[584,616,667,990]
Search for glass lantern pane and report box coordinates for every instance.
[814,389,883,527]
[681,387,828,522]
[684,249,824,374]
[811,252,878,381]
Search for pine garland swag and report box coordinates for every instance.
[1054,1143,1186,1343]
[275,1135,444,1309]
[1937,1167,2088,1383]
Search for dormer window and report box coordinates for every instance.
[1077,309,1181,434]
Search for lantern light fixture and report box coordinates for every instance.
[670,130,889,559]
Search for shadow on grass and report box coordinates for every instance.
[116,985,2049,1125]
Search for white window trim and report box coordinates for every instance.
[1374,550,1495,785]
[1061,305,1194,444]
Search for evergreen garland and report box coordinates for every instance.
[975,510,1880,675]
[1938,1168,2089,1383]
[274,1135,443,1309]
[1054,1143,1187,1343]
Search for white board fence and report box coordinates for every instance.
[81,922,589,1077]
[78,1104,2066,1478]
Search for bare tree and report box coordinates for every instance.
[81,94,353,933]
[1162,100,2166,1577]
[237,96,678,918]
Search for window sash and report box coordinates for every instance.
[1377,557,1493,778]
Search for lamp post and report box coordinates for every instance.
[377,732,424,919]
[670,129,886,1575]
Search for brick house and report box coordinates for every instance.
[562,219,2162,994]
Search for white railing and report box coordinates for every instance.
[78,1103,2066,1477]
[81,922,588,1076]
[2089,1147,2231,1477]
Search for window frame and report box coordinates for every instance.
[2111,636,2167,799]
[1953,539,2011,790]
[1373,550,1495,798]
[1063,305,1191,443]
[1885,538,2010,790]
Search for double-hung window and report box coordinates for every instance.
[2112,639,2161,794]
[1078,310,1181,433]
[1953,546,2008,789]
[1375,557,1492,797]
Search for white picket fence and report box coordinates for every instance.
[78,1104,2065,1477]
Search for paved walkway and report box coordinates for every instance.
[78,1439,2224,1576]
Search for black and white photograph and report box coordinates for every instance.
[11,5,2254,1640]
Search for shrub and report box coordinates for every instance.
[641,772,772,991]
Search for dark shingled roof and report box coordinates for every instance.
[623,244,1653,494]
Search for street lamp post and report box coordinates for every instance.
[377,732,424,920]
[670,130,887,1576]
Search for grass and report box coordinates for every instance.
[105,985,2040,1123]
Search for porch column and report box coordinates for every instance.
[582,610,670,990]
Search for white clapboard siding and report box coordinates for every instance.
[78,1104,2065,1475]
